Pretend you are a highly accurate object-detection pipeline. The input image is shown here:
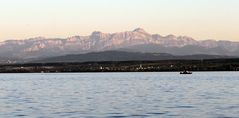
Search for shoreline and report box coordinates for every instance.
[0,71,238,74]
[0,59,239,73]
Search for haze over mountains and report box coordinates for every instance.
[1,28,239,62]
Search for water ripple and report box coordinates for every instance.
[0,72,238,117]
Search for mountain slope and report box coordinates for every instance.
[119,44,231,56]
[33,51,236,63]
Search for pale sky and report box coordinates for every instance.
[0,0,239,41]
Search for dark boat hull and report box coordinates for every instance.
[180,71,192,74]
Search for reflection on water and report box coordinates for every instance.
[0,72,239,118]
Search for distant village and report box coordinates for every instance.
[0,59,239,73]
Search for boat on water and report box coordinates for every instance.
[180,70,192,74]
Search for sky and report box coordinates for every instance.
[0,0,239,41]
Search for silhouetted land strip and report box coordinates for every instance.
[0,58,239,73]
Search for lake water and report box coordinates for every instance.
[0,72,239,118]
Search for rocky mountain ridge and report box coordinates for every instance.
[0,28,238,59]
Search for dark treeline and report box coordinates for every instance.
[0,58,239,73]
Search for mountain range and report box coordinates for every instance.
[1,28,239,61]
